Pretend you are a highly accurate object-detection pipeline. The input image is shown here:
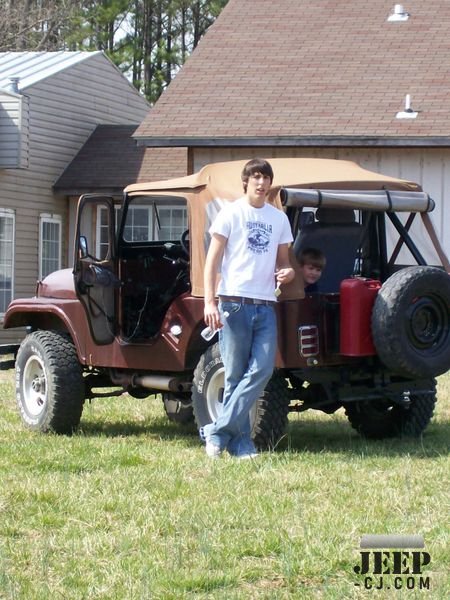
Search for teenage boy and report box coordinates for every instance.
[202,158,295,459]
[298,247,326,292]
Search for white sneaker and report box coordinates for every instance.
[205,440,222,458]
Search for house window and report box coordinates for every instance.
[97,205,120,259]
[158,206,187,240]
[0,209,15,315]
[123,206,151,242]
[121,200,187,242]
[39,214,62,279]
[97,202,187,256]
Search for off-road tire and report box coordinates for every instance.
[372,266,450,378]
[191,343,290,450]
[15,330,85,433]
[252,373,291,450]
[344,379,436,439]
[162,393,194,424]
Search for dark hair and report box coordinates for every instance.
[241,158,274,192]
[299,247,326,269]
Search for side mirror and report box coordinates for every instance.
[79,236,89,259]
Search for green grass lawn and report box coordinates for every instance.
[0,371,448,599]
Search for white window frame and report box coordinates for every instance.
[157,205,188,241]
[96,203,188,256]
[0,208,15,317]
[96,205,120,259]
[39,214,62,280]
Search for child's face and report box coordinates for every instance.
[300,263,323,285]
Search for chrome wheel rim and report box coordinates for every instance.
[22,355,47,417]
[205,367,256,424]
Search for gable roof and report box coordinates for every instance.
[135,0,450,147]
[0,51,102,90]
[54,125,187,195]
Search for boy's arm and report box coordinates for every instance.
[275,243,295,287]
[204,233,227,330]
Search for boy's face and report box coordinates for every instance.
[300,263,323,285]
[246,171,272,202]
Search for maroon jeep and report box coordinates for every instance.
[4,158,450,447]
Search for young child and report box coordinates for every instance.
[298,247,326,292]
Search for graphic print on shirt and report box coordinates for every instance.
[246,221,273,255]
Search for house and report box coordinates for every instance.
[54,125,188,257]
[0,51,150,344]
[134,0,450,259]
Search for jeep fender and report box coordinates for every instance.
[3,299,89,364]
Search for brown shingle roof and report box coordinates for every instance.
[134,0,450,145]
[54,125,187,194]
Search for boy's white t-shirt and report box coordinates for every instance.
[210,197,293,301]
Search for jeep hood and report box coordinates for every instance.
[38,268,76,299]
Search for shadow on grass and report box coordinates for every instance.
[77,416,200,447]
[76,413,449,457]
[282,416,450,457]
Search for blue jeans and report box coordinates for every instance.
[202,300,277,455]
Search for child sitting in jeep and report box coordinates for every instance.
[298,247,326,292]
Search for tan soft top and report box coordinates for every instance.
[124,158,426,298]
[125,157,422,197]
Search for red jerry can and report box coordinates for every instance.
[340,278,382,356]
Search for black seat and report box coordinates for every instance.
[294,207,363,293]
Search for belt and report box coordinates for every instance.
[219,295,276,306]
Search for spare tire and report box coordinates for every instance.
[372,266,450,378]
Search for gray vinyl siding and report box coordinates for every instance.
[0,53,149,343]
[0,92,29,169]
[193,146,450,259]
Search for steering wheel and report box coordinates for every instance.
[180,229,190,257]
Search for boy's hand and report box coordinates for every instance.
[204,300,221,331]
[275,267,295,287]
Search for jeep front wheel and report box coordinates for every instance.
[191,343,290,450]
[16,330,85,433]
[344,379,436,439]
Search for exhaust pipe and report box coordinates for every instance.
[131,374,191,393]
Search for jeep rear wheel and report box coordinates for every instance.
[16,330,85,433]
[191,343,290,450]
[372,266,450,378]
[344,379,436,439]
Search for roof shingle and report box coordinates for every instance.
[54,125,187,194]
[134,0,450,143]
